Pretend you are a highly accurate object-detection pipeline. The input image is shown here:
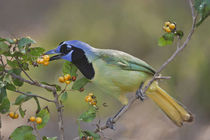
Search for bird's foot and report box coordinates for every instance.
[106,117,115,130]
[136,82,146,101]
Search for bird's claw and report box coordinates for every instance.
[136,82,145,101]
[106,117,115,130]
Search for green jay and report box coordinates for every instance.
[45,40,193,126]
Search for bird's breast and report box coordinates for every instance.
[91,59,151,94]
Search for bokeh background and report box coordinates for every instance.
[1,0,210,139]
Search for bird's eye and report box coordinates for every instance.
[60,44,71,54]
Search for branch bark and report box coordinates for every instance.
[95,0,197,133]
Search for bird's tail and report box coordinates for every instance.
[146,81,193,126]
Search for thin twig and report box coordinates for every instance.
[53,91,65,140]
[95,0,197,133]
[33,123,42,140]
[4,69,56,92]
[58,84,68,97]
[15,57,35,83]
[15,90,55,103]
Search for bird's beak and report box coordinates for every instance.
[44,49,64,61]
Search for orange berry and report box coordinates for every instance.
[14,113,19,119]
[37,58,44,64]
[85,96,92,102]
[29,116,36,122]
[71,76,76,81]
[169,23,176,30]
[9,112,15,118]
[36,117,42,124]
[164,21,170,27]
[59,76,65,83]
[43,61,49,66]
[64,74,71,81]
[43,55,50,61]
[90,100,97,105]
[165,27,171,33]
[65,80,71,84]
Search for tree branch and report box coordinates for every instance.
[53,91,65,140]
[14,90,55,103]
[95,0,197,133]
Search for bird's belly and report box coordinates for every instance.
[92,60,151,94]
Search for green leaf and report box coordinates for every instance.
[0,97,10,114]
[62,61,78,77]
[18,37,36,48]
[194,0,210,26]
[0,87,7,104]
[7,60,19,68]
[34,97,41,113]
[14,92,33,105]
[60,92,68,102]
[0,42,9,54]
[82,130,100,140]
[79,107,96,122]
[12,69,24,87]
[42,136,57,140]
[9,125,36,140]
[6,83,16,91]
[175,30,184,39]
[0,37,7,42]
[19,105,26,118]
[28,47,45,56]
[72,77,89,90]
[158,33,175,47]
[18,37,36,54]
[36,108,50,129]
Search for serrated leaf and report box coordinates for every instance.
[6,83,16,91]
[0,97,10,114]
[28,47,45,56]
[62,61,78,77]
[18,37,36,48]
[19,105,26,118]
[60,92,68,102]
[42,136,57,140]
[14,92,33,105]
[79,107,96,122]
[9,125,36,140]
[36,108,50,129]
[82,130,100,140]
[72,77,89,90]
[12,69,24,87]
[0,42,9,54]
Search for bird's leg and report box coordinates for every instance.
[106,105,126,130]
[136,82,145,101]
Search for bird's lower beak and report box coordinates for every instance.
[44,49,64,61]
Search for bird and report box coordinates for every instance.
[45,40,193,127]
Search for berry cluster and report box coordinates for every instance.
[163,21,176,33]
[81,136,94,140]
[58,74,76,84]
[36,55,50,66]
[29,116,42,124]
[8,112,19,119]
[85,93,97,105]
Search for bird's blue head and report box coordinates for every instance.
[44,40,94,62]
[44,40,96,79]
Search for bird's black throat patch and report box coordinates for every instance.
[71,46,95,80]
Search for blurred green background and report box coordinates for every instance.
[1,0,210,139]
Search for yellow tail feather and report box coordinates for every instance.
[146,81,193,127]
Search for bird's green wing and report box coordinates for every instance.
[96,49,156,75]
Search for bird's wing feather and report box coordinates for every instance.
[95,49,156,75]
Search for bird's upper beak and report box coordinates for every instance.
[44,49,64,61]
